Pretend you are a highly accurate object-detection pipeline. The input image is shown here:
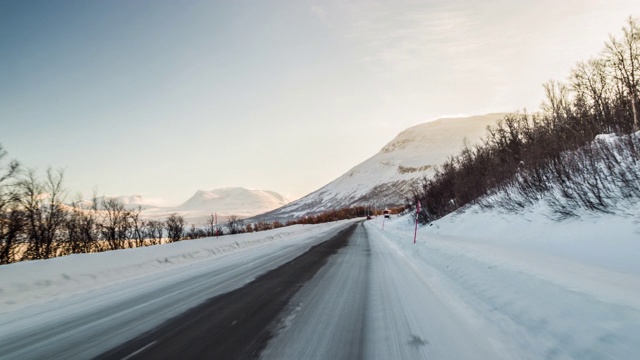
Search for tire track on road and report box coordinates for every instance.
[96,222,358,360]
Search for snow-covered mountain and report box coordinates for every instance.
[258,113,505,221]
[142,187,289,224]
[92,195,160,209]
[177,188,289,216]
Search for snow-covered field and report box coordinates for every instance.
[0,222,350,315]
[0,221,353,359]
[263,222,505,359]
[1,200,639,359]
[374,204,640,359]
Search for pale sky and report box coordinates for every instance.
[1,0,639,205]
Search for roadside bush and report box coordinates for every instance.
[412,17,640,223]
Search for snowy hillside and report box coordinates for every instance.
[141,187,289,224]
[258,113,504,220]
[369,202,640,359]
[176,188,288,217]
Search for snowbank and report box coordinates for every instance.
[0,221,350,314]
[428,202,640,275]
[369,206,640,359]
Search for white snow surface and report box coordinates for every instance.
[0,221,346,316]
[261,113,504,220]
[0,221,355,360]
[2,199,639,359]
[263,223,506,359]
[369,202,640,359]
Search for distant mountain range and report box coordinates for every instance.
[98,114,504,225]
[96,188,289,225]
[255,113,505,221]
[175,188,289,217]
[92,195,155,208]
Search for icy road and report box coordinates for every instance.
[261,221,503,360]
[1,218,638,359]
[97,221,500,360]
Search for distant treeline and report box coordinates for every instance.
[413,17,640,223]
[228,205,407,234]
[285,205,406,226]
[0,163,233,264]
[0,153,391,264]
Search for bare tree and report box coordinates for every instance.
[205,213,217,237]
[186,225,206,239]
[0,144,21,264]
[226,215,244,235]
[165,213,185,242]
[64,195,98,255]
[571,58,614,129]
[606,16,640,130]
[542,80,572,124]
[144,219,164,245]
[19,168,66,260]
[100,197,131,250]
[129,206,146,248]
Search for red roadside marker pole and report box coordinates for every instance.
[413,201,421,244]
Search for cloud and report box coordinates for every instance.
[310,1,481,75]
[310,5,326,20]
[307,0,640,120]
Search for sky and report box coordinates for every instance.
[1,0,639,206]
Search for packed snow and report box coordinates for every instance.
[1,198,639,359]
[0,222,348,316]
[0,221,356,360]
[371,203,640,359]
[263,222,505,359]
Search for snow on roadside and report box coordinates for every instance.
[429,201,640,276]
[0,221,350,315]
[369,206,640,359]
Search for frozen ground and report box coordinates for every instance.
[366,203,640,359]
[1,203,639,359]
[0,221,353,359]
[263,222,506,359]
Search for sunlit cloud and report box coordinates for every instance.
[310,5,327,21]
[310,1,480,75]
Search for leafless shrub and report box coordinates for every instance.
[165,213,185,242]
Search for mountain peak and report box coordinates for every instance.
[256,113,505,221]
[178,187,289,217]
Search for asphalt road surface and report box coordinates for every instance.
[0,222,354,360]
[2,221,504,360]
[99,221,502,359]
[96,223,358,359]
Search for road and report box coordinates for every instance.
[262,221,504,359]
[100,221,504,359]
[1,221,506,359]
[97,223,357,359]
[0,222,353,360]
